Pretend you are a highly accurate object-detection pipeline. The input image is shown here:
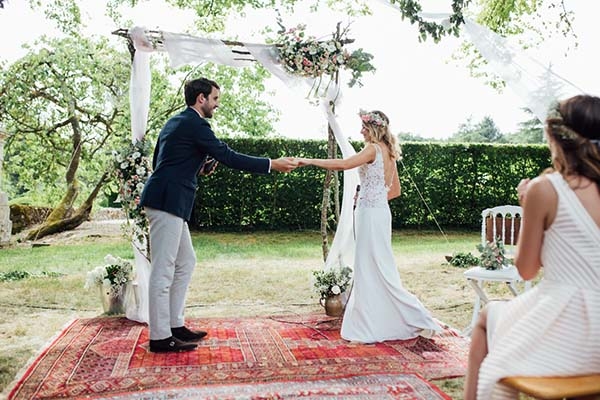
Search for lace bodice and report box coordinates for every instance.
[357,144,389,208]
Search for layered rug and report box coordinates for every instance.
[7,314,468,399]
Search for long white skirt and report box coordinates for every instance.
[341,206,440,343]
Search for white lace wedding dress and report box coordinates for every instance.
[340,144,441,343]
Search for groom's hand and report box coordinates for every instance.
[297,158,311,167]
[199,157,219,176]
[271,157,298,173]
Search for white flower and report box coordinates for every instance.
[331,285,341,295]
[85,255,134,297]
[104,254,118,265]
[120,161,129,169]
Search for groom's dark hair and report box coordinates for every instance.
[184,78,220,106]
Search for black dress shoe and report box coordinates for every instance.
[171,326,208,342]
[149,336,197,353]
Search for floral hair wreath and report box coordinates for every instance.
[546,102,600,147]
[358,109,387,127]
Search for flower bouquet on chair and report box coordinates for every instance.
[477,237,507,270]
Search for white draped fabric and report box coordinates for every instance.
[123,14,582,323]
[461,17,583,122]
[124,27,153,323]
[163,32,255,69]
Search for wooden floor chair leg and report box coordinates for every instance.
[501,375,600,399]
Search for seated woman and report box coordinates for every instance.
[464,94,600,400]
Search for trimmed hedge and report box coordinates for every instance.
[189,139,550,231]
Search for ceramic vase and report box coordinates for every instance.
[100,285,127,315]
[320,294,344,317]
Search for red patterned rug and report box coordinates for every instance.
[7,314,467,400]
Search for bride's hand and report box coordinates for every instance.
[297,158,311,167]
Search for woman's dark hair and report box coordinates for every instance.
[545,95,600,188]
[184,78,220,106]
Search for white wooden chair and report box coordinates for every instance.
[462,205,531,336]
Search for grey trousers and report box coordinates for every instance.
[145,207,196,340]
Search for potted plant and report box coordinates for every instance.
[312,265,352,317]
[446,251,479,268]
[84,254,134,314]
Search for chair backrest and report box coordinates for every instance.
[481,205,523,256]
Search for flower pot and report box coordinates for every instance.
[320,294,344,317]
[99,285,128,315]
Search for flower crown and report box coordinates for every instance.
[546,103,600,146]
[359,109,387,127]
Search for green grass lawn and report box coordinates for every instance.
[0,229,498,399]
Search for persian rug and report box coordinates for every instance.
[7,314,468,400]
[81,373,452,399]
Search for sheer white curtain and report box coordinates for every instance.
[380,0,583,122]
[124,27,153,323]
[460,17,582,122]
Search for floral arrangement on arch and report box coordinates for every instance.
[477,237,507,270]
[112,139,152,255]
[273,19,375,96]
[312,265,353,299]
[84,254,134,297]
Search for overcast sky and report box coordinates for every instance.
[1,1,598,140]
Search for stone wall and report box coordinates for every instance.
[9,204,52,234]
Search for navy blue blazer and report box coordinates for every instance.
[139,107,270,221]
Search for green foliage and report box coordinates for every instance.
[0,270,63,282]
[312,265,352,298]
[448,251,479,268]
[28,0,82,35]
[0,35,132,204]
[505,111,544,143]
[1,37,279,208]
[175,63,279,138]
[0,270,31,282]
[389,0,472,42]
[397,132,440,142]
[345,48,376,88]
[449,116,505,143]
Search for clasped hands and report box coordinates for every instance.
[270,157,311,173]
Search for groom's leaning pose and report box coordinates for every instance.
[140,77,297,353]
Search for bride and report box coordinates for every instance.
[298,109,441,343]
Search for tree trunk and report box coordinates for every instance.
[26,171,110,241]
[320,124,338,261]
[26,95,90,241]
[43,178,79,224]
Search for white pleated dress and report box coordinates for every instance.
[478,172,600,399]
[340,145,441,343]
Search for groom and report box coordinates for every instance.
[140,77,297,353]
